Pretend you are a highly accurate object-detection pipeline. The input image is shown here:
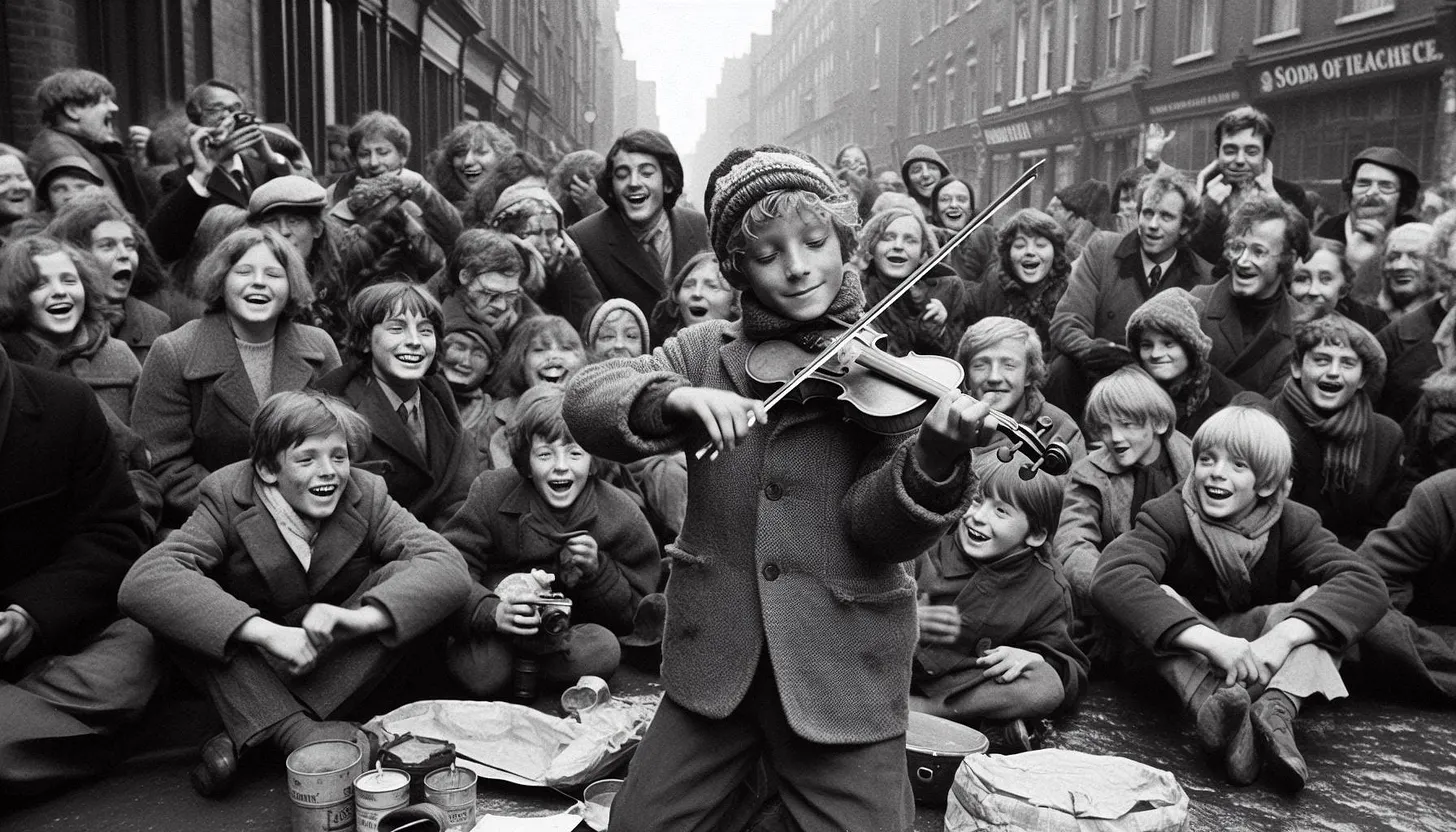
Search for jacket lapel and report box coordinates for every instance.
[603,209,668,298]
[231,475,312,610]
[273,323,329,392]
[306,475,369,594]
[352,376,429,471]
[183,315,259,423]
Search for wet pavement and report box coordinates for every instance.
[1,668,1452,831]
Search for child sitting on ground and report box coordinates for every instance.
[1092,406,1388,792]
[119,390,469,796]
[912,460,1088,751]
[1057,366,1193,612]
[442,384,661,698]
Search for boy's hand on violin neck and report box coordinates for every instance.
[915,392,990,479]
[666,386,767,455]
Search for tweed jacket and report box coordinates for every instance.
[1051,231,1213,363]
[911,538,1087,708]
[27,126,150,220]
[1091,490,1388,655]
[562,319,977,744]
[131,314,341,524]
[1192,276,1297,399]
[0,327,141,428]
[1055,432,1193,605]
[115,297,172,366]
[1357,469,1456,623]
[442,469,661,637]
[0,356,144,663]
[313,368,477,530]
[567,205,709,348]
[1272,394,1408,551]
[118,462,468,662]
[1376,297,1447,424]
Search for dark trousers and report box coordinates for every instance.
[609,658,915,832]
[444,623,622,698]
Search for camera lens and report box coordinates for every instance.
[539,607,570,635]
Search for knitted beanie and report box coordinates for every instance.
[702,145,856,286]
[1294,312,1387,397]
[581,297,650,353]
[1126,288,1213,362]
[490,181,565,227]
[1055,179,1111,220]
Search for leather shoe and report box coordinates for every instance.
[1252,692,1307,792]
[1194,684,1250,754]
[190,732,239,797]
[1224,711,1260,785]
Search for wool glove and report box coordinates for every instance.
[1082,340,1137,374]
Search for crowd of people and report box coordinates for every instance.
[2,67,1455,827]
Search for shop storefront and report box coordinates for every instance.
[1140,77,1246,174]
[1079,87,1142,191]
[980,101,1078,209]
[1250,24,1452,187]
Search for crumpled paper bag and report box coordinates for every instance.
[366,694,660,788]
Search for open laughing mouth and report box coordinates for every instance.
[1112,444,1132,456]
[243,292,273,307]
[1203,485,1232,501]
[537,365,569,383]
[45,300,75,316]
[308,483,338,498]
[1315,380,1344,395]
[963,525,990,543]
[942,208,966,222]
[547,477,575,495]
[686,303,710,318]
[623,191,649,208]
[883,252,910,269]
[393,353,427,366]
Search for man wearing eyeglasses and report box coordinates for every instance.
[148,80,292,261]
[1314,148,1422,248]
[1193,194,1309,399]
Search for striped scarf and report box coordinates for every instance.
[1279,378,1370,494]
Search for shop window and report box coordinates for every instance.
[1257,0,1300,39]
[1036,2,1054,95]
[946,67,958,129]
[1106,0,1123,71]
[1063,0,1079,90]
[1175,0,1216,63]
[991,37,1006,109]
[1339,0,1395,24]
[1131,0,1147,64]
[929,76,939,133]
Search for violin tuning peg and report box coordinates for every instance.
[1019,456,1047,480]
[996,446,1015,464]
[1034,416,1054,438]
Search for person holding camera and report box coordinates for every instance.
[441,383,661,700]
[146,80,292,262]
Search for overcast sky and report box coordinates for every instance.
[616,0,776,151]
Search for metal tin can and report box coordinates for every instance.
[353,767,411,832]
[423,765,478,832]
[561,675,611,714]
[285,739,364,832]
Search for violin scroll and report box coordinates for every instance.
[985,411,1073,479]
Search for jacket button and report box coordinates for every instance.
[764,482,783,500]
[762,563,781,581]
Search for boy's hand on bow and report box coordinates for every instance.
[917,605,961,645]
[915,392,991,480]
[979,645,1046,683]
[666,386,767,455]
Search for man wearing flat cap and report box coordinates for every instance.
[1314,147,1422,246]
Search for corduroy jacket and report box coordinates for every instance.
[562,319,977,744]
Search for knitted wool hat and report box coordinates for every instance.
[1294,312,1387,398]
[580,297,650,354]
[248,175,327,221]
[1126,288,1213,362]
[702,145,856,286]
[1055,179,1111,220]
[490,181,564,227]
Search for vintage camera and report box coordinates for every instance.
[231,111,258,128]
[531,592,573,636]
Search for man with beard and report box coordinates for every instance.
[1376,220,1452,424]
[1377,223,1437,320]
[1047,170,1213,414]
[1186,107,1312,268]
[0,149,37,245]
[1192,194,1308,399]
[1314,148,1421,248]
[26,70,151,221]
[567,128,707,348]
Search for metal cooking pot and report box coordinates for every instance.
[905,712,989,805]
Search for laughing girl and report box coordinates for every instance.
[855,205,966,357]
[315,280,477,530]
[482,314,587,469]
[964,208,1072,363]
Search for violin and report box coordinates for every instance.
[744,325,1073,479]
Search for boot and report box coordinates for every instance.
[1193,684,1250,754]
[1252,690,1307,792]
[190,732,238,797]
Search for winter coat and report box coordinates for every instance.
[966,260,1071,363]
[561,319,976,744]
[114,297,171,366]
[1271,394,1408,551]
[1091,490,1388,655]
[1051,231,1214,365]
[0,327,141,428]
[442,469,661,638]
[934,222,998,285]
[912,537,1088,709]
[1055,432,1194,605]
[1177,366,1255,438]
[1192,276,1298,399]
[861,263,967,358]
[539,252,604,332]
[131,314,341,526]
[314,368,477,531]
[1376,297,1447,424]
[148,155,292,261]
[27,126,150,220]
[567,205,709,348]
[1401,368,1456,487]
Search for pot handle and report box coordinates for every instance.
[915,766,935,782]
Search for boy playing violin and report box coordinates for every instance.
[564,146,991,831]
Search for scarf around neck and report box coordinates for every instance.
[1181,474,1288,610]
[255,475,321,571]
[739,264,866,352]
[1279,377,1370,494]
[520,475,602,555]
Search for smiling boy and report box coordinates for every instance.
[1092,406,1388,791]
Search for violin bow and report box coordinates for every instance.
[695,159,1045,460]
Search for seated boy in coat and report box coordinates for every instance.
[1092,406,1388,792]
[1057,366,1193,611]
[912,461,1088,752]
[443,383,660,699]
[119,390,469,797]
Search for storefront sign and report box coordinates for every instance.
[981,108,1071,148]
[1257,34,1444,97]
[1146,88,1242,119]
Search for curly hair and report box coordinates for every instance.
[430,120,518,205]
[194,227,314,319]
[1135,170,1203,238]
[995,208,1070,286]
[461,151,550,228]
[722,190,860,289]
[1226,193,1311,278]
[854,206,940,271]
[0,235,107,334]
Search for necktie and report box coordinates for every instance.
[1147,264,1163,292]
[397,403,426,455]
[230,168,249,197]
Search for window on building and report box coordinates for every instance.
[1259,0,1300,35]
[965,51,979,121]
[913,80,923,133]
[873,25,882,87]
[1340,0,1394,17]
[1014,10,1029,101]
[945,67,957,128]
[1107,0,1122,70]
[992,36,1005,107]
[1132,0,1147,62]
[1179,0,1215,57]
[1037,2,1054,93]
[1064,0,1079,88]
[928,76,939,132]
